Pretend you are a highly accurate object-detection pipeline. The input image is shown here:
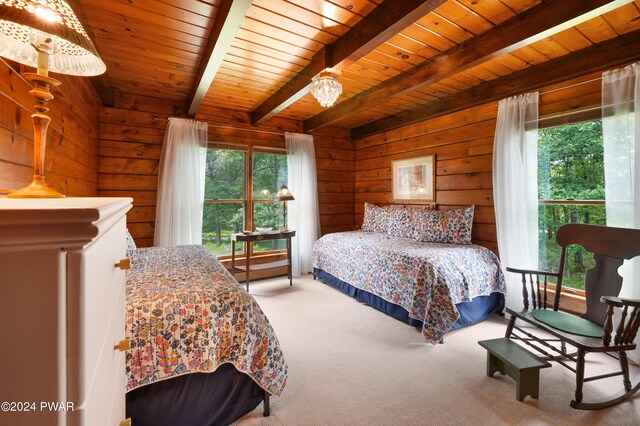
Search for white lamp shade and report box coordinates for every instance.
[0,0,106,76]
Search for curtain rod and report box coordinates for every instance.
[153,117,285,136]
[538,76,602,96]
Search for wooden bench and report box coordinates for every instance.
[478,337,551,401]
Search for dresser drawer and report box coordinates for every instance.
[66,216,127,422]
[68,276,126,426]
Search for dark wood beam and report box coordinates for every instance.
[187,0,252,116]
[251,0,447,126]
[305,0,628,132]
[67,0,114,106]
[351,28,640,140]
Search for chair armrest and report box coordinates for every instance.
[601,296,640,308]
[505,267,560,277]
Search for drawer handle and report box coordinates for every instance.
[119,419,131,426]
[114,339,130,352]
[115,258,131,270]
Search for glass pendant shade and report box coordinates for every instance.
[0,0,106,76]
[276,185,294,201]
[310,70,342,108]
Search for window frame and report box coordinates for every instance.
[203,143,287,259]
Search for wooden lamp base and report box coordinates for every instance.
[7,72,64,198]
[8,176,64,198]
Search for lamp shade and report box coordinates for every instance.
[276,185,294,201]
[0,0,106,76]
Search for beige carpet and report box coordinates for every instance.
[236,275,640,425]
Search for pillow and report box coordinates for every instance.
[387,207,417,239]
[125,228,137,259]
[414,206,475,244]
[361,202,390,233]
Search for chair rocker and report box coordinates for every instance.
[505,223,640,410]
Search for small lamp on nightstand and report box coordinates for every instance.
[0,0,106,198]
[275,185,294,232]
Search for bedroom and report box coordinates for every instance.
[1,0,640,424]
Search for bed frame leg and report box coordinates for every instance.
[263,391,270,417]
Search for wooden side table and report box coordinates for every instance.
[231,230,296,291]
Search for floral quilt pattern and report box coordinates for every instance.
[125,245,288,396]
[312,231,506,343]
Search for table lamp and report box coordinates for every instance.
[275,185,294,232]
[0,0,106,198]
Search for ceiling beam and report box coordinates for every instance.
[250,0,447,127]
[305,0,631,132]
[67,0,114,106]
[187,0,252,117]
[351,28,640,140]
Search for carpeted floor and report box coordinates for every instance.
[236,275,640,425]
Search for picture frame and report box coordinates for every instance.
[392,155,435,202]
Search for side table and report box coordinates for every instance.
[231,230,296,291]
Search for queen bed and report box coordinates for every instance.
[313,230,506,343]
[124,244,288,425]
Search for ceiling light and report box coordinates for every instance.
[310,70,342,108]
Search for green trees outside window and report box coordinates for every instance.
[202,147,287,256]
[538,120,605,290]
[252,152,287,252]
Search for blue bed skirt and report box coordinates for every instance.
[126,364,264,426]
[314,268,504,331]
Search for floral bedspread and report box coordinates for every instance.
[125,245,288,396]
[312,231,506,343]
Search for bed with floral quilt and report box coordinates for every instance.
[313,228,506,344]
[313,203,506,343]
[124,244,288,425]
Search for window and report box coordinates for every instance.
[202,146,287,257]
[538,120,605,290]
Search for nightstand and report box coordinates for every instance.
[231,230,296,291]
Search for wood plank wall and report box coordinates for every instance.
[353,71,603,254]
[0,60,100,195]
[311,126,355,234]
[98,92,187,247]
[98,97,355,247]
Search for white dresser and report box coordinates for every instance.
[0,198,132,426]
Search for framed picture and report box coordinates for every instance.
[392,155,435,202]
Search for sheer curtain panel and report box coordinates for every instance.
[154,117,208,247]
[603,62,640,299]
[493,93,539,310]
[285,132,321,277]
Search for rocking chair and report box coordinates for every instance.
[505,223,640,409]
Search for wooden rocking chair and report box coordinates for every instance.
[505,223,640,409]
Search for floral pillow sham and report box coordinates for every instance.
[125,228,137,259]
[414,205,475,245]
[362,203,435,234]
[361,202,390,233]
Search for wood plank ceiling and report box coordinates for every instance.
[77,0,640,138]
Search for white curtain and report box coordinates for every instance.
[493,93,540,310]
[285,132,321,277]
[602,62,640,300]
[154,117,208,247]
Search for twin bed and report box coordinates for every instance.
[313,226,506,343]
[124,245,288,425]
